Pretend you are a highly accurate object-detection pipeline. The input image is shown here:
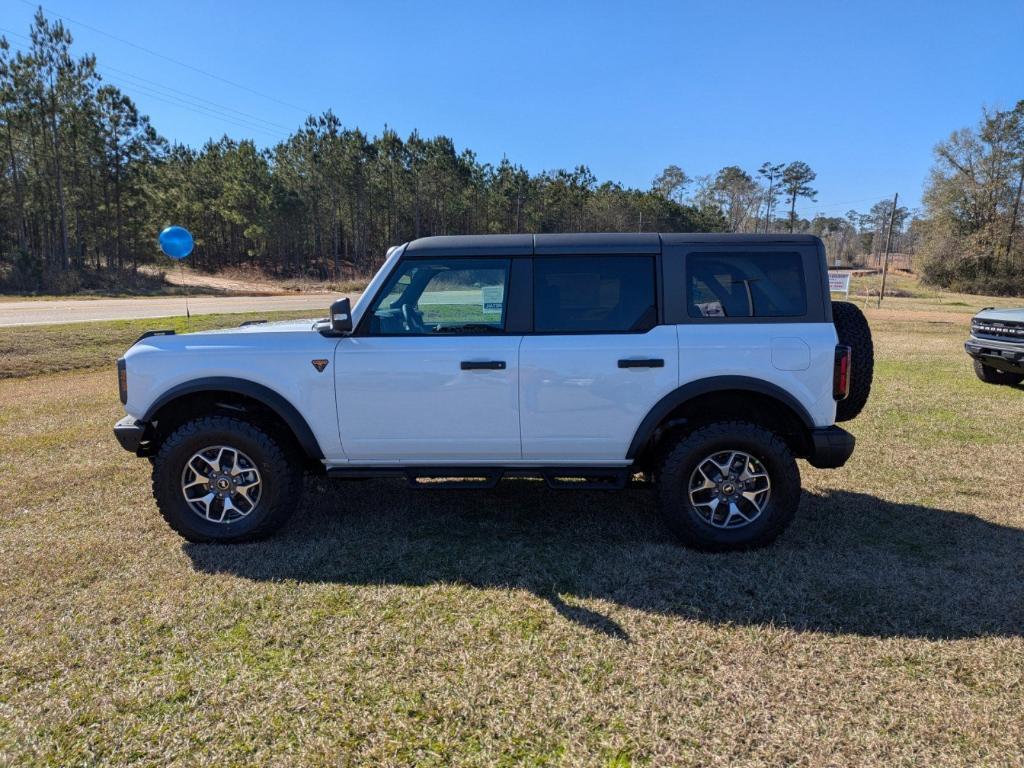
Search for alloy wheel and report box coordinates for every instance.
[180,445,262,523]
[687,450,771,529]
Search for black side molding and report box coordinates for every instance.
[326,465,633,490]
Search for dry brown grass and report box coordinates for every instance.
[1,297,1023,766]
[849,271,1022,315]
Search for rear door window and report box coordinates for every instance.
[687,252,806,318]
[533,256,657,333]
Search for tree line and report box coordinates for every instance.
[4,10,1013,295]
[916,100,1024,295]
[0,12,717,290]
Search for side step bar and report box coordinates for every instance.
[540,468,628,490]
[325,466,634,490]
[407,469,502,489]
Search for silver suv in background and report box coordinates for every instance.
[966,308,1024,386]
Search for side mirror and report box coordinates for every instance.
[330,298,353,334]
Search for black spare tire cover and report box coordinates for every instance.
[832,300,874,422]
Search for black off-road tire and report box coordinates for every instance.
[973,359,1024,386]
[152,416,303,543]
[656,421,801,552]
[832,301,874,422]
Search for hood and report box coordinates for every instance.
[974,307,1024,323]
[186,317,323,336]
[125,317,329,357]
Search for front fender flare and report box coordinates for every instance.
[626,375,815,459]
[142,376,324,459]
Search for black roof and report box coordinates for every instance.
[403,233,821,257]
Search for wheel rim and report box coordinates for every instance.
[688,450,771,529]
[180,445,262,523]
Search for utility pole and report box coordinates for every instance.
[877,192,899,307]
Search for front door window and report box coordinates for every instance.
[365,259,510,335]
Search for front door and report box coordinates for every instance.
[335,257,522,463]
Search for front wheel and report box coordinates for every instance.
[151,416,303,543]
[973,359,1024,386]
[656,421,801,551]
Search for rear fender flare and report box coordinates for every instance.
[626,375,814,459]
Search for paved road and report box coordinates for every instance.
[0,294,344,327]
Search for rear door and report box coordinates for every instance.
[661,239,837,427]
[335,257,523,462]
[518,252,679,461]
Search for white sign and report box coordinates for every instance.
[481,285,504,314]
[828,271,851,297]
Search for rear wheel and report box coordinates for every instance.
[656,421,801,551]
[152,416,302,543]
[832,301,874,421]
[973,359,1024,386]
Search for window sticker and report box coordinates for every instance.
[695,301,725,317]
[481,285,504,314]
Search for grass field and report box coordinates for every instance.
[0,311,319,380]
[1,289,1022,766]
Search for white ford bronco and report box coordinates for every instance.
[115,233,873,550]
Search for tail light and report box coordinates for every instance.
[833,345,851,401]
[117,358,128,404]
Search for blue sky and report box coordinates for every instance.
[2,0,1022,217]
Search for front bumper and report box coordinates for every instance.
[965,338,1024,375]
[114,416,149,454]
[806,426,855,469]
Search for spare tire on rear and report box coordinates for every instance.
[832,301,873,422]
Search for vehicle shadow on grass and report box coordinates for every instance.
[183,480,1024,641]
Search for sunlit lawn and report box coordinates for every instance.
[1,286,1022,766]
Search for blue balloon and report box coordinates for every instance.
[159,226,194,260]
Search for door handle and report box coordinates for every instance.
[461,360,506,370]
[618,358,664,368]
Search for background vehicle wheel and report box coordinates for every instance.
[152,416,302,543]
[832,300,874,421]
[973,359,1024,386]
[656,421,801,551]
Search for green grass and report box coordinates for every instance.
[0,310,319,379]
[1,286,1023,765]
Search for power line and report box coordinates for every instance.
[0,24,32,44]
[17,0,311,114]
[100,65,293,131]
[99,70,292,136]
[100,76,287,139]
[2,23,292,141]
[809,194,903,213]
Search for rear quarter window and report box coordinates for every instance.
[687,251,807,319]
